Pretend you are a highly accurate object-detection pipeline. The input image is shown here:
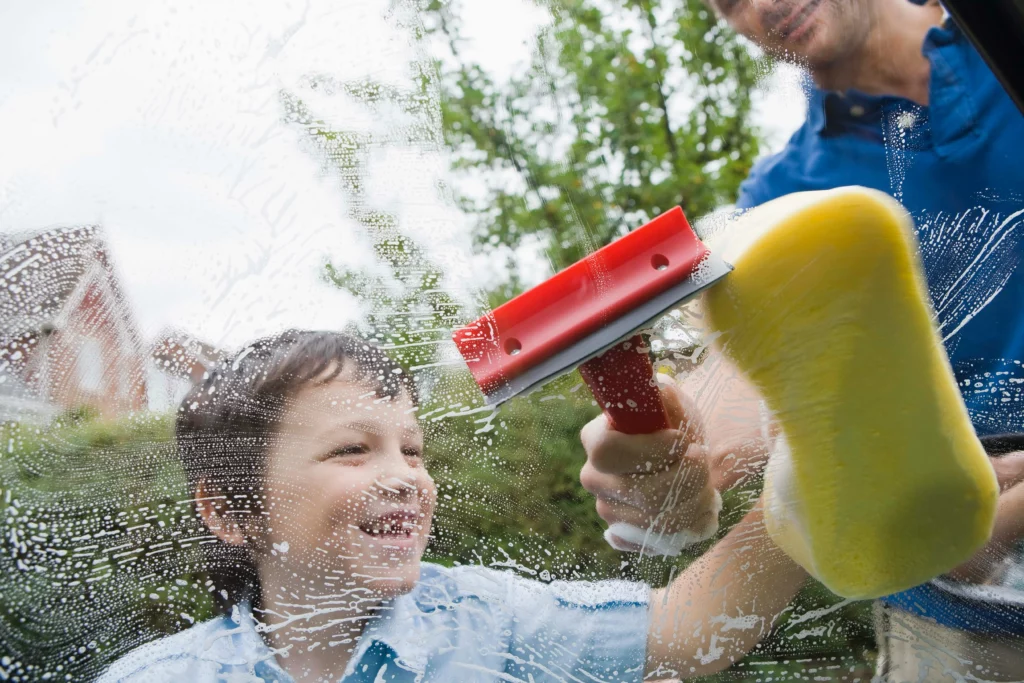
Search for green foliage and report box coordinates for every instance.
[0,414,214,681]
[425,0,764,279]
[424,373,622,573]
[280,83,463,374]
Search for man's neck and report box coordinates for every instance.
[815,0,945,105]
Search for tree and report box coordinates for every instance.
[425,0,765,282]
[280,80,464,377]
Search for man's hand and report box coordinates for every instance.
[579,376,720,555]
[947,450,1024,583]
[991,451,1024,492]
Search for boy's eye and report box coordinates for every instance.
[402,446,423,459]
[325,444,369,459]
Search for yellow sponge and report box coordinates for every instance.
[703,187,998,599]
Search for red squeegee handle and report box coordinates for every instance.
[577,334,670,435]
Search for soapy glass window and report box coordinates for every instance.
[0,1,1022,682]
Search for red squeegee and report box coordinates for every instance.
[453,207,731,434]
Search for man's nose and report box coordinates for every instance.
[751,0,790,32]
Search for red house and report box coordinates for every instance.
[0,226,148,422]
[147,330,226,411]
[151,330,226,386]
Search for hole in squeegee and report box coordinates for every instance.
[504,338,522,356]
[651,254,669,271]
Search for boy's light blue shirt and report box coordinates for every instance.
[97,563,651,683]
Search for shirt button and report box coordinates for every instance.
[850,105,865,117]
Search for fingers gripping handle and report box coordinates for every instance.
[578,335,670,435]
[580,335,716,557]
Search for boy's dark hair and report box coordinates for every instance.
[175,329,416,612]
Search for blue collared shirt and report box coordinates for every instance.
[736,19,1024,632]
[96,563,651,682]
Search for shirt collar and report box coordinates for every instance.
[215,605,293,681]
[227,589,436,682]
[345,594,432,676]
[348,564,478,675]
[805,18,978,147]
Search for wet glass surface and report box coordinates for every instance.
[0,1,1022,681]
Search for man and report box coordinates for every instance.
[580,0,1024,680]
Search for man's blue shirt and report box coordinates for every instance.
[736,19,1024,632]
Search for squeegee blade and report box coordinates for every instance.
[483,252,733,405]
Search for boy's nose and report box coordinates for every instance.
[374,473,418,500]
[373,453,422,499]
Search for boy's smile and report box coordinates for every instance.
[357,510,423,550]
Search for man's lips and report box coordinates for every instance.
[778,0,824,40]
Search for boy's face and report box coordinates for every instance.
[259,370,436,599]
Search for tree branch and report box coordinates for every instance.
[637,0,680,172]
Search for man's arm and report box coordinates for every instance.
[646,501,807,679]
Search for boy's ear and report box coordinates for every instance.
[195,479,246,546]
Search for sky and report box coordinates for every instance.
[0,0,805,352]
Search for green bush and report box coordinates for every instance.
[0,394,874,681]
[0,414,215,681]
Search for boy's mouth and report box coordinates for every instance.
[358,511,420,540]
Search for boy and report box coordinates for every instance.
[99,329,805,682]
